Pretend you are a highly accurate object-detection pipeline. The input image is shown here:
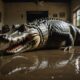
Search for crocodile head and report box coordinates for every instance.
[0,24,40,54]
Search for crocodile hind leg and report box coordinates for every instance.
[64,33,74,53]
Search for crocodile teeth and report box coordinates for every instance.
[9,45,23,53]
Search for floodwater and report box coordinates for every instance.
[0,48,80,80]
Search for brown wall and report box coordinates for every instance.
[0,0,4,27]
[4,2,69,25]
[71,0,80,11]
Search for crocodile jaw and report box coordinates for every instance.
[3,33,40,54]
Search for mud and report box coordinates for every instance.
[0,48,80,80]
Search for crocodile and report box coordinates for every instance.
[0,18,80,54]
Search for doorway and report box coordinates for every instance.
[26,11,48,23]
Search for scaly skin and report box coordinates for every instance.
[0,19,80,54]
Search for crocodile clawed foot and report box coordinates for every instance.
[64,46,74,53]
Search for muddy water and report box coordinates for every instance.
[0,49,80,80]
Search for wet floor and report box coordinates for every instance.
[0,48,80,80]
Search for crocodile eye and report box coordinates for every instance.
[17,25,26,32]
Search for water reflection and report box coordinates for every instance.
[29,58,39,71]
[55,60,69,68]
[8,67,27,75]
[75,56,80,74]
[39,60,48,69]
[0,49,80,80]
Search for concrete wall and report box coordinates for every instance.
[4,2,69,25]
[0,0,4,27]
